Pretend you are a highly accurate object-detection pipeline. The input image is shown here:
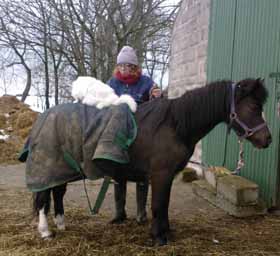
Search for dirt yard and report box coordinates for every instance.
[1,164,280,256]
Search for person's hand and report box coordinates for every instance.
[151,87,162,98]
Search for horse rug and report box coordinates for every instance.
[25,103,137,192]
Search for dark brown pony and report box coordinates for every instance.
[33,78,271,245]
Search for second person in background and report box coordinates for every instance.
[107,45,161,223]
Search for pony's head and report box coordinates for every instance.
[230,78,271,148]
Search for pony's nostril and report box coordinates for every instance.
[266,134,272,145]
[268,135,272,144]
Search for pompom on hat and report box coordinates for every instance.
[117,45,138,66]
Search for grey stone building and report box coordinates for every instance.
[168,0,211,168]
[168,0,210,98]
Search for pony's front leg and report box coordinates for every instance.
[151,171,173,246]
[34,189,52,239]
[52,184,67,230]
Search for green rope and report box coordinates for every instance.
[63,151,111,215]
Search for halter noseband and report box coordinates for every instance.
[229,83,267,139]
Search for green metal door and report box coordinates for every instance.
[203,0,280,208]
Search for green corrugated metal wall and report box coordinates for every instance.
[203,0,280,208]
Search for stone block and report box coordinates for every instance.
[217,175,258,206]
[204,166,231,188]
[192,180,267,218]
[216,194,267,217]
[192,180,217,205]
[182,167,198,183]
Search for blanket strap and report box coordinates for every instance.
[63,151,111,215]
[92,176,111,214]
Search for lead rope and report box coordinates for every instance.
[189,140,244,176]
[232,139,244,175]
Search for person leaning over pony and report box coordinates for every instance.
[107,45,162,224]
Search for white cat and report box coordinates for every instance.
[71,76,137,112]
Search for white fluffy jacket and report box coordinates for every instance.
[71,76,137,113]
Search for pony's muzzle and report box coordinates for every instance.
[263,133,272,148]
[249,124,272,149]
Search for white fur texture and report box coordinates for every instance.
[38,209,52,238]
[71,76,137,112]
[54,214,65,230]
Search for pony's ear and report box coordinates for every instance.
[255,77,265,88]
[236,78,260,97]
[256,77,265,83]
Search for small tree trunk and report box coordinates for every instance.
[21,66,32,102]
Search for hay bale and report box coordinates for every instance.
[16,111,38,130]
[182,167,198,183]
[0,95,38,164]
[18,126,32,139]
[0,114,6,129]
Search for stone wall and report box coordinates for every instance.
[168,0,211,168]
[168,0,210,98]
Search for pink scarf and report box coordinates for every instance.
[114,70,142,85]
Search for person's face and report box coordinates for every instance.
[118,63,137,75]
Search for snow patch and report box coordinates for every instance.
[0,129,9,141]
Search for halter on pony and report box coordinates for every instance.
[229,83,268,139]
[228,83,268,174]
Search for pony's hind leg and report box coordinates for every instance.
[136,181,149,224]
[34,189,52,239]
[52,184,67,230]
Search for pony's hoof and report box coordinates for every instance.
[57,224,66,230]
[41,231,54,240]
[110,214,127,224]
[153,236,168,246]
[53,215,65,230]
[136,214,148,225]
[43,235,53,241]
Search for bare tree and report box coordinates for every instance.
[0,0,181,105]
[0,6,32,102]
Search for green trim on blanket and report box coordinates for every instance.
[63,151,83,175]
[18,148,29,162]
[114,111,137,150]
[28,174,83,192]
[93,154,130,164]
[127,111,137,146]
[114,131,129,150]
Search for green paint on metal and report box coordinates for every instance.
[269,72,280,78]
[204,0,280,208]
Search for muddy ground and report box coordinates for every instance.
[1,164,280,256]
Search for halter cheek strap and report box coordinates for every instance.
[229,83,267,139]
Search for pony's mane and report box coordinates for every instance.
[170,80,230,142]
[137,80,231,141]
